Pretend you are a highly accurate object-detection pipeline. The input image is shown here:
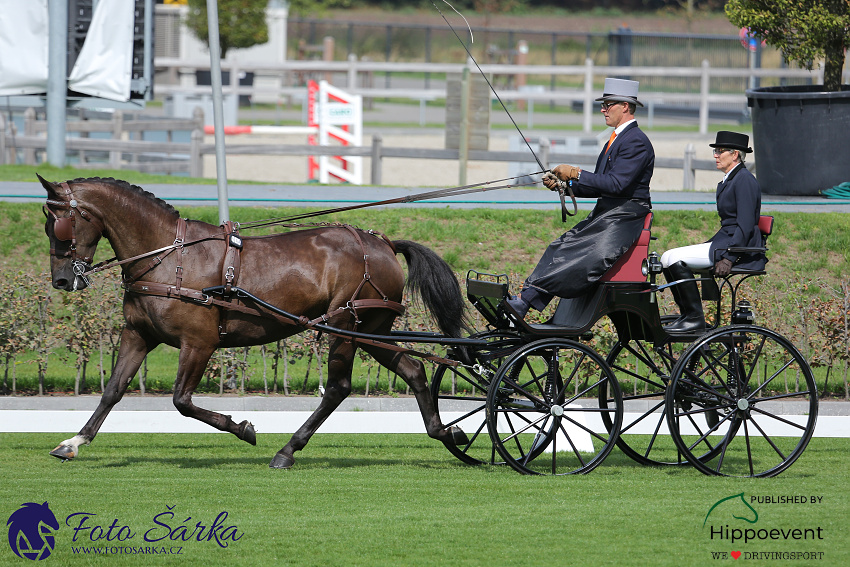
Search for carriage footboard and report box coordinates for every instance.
[466,271,510,329]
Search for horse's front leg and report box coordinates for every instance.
[171,343,256,444]
[360,345,469,448]
[50,327,155,461]
[270,337,356,469]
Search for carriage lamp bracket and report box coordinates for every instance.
[647,252,663,283]
[732,299,755,325]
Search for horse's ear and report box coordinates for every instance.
[37,173,61,199]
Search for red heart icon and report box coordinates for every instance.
[731,551,742,560]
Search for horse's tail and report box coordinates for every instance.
[393,240,470,340]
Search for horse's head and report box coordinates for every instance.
[6,502,60,560]
[38,174,105,291]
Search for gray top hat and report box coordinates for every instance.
[595,78,644,107]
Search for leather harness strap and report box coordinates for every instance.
[124,221,408,341]
[122,282,405,330]
[218,221,243,336]
[123,218,188,285]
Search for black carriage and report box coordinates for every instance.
[430,213,819,477]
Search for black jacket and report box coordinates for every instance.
[709,163,766,271]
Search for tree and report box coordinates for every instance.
[725,0,850,92]
[185,0,270,59]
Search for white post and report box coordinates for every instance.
[683,143,696,191]
[206,0,229,224]
[583,58,594,134]
[458,63,470,186]
[347,53,357,90]
[699,59,710,136]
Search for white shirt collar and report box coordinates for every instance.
[614,119,636,135]
[722,162,742,184]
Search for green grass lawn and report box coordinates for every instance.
[1,433,847,566]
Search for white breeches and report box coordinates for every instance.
[660,242,713,269]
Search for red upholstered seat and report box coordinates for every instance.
[599,212,654,283]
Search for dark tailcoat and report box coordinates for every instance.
[709,163,765,271]
[526,121,654,298]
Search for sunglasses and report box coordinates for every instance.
[600,101,624,111]
[712,148,734,156]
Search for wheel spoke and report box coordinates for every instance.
[749,406,808,431]
[558,420,587,467]
[620,399,665,434]
[748,414,788,460]
[747,357,796,399]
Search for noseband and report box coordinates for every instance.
[44,182,105,283]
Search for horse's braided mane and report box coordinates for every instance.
[71,177,180,217]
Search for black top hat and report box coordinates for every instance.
[709,131,752,153]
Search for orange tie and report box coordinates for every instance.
[605,130,617,154]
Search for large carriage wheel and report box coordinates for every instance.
[603,339,692,465]
[666,326,818,478]
[430,331,522,465]
[486,338,622,475]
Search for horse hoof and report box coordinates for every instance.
[49,445,76,461]
[269,452,294,469]
[449,426,469,446]
[238,420,257,445]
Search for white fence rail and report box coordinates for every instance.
[154,57,840,134]
[0,111,716,190]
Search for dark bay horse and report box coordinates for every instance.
[39,175,469,468]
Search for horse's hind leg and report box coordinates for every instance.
[360,345,469,448]
[171,343,257,444]
[50,327,156,461]
[270,337,356,469]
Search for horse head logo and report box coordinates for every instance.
[703,492,759,527]
[7,502,60,561]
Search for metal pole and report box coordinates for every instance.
[143,0,153,100]
[47,0,68,167]
[206,0,230,224]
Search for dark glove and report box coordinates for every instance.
[542,172,566,192]
[713,258,733,277]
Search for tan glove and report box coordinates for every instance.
[551,164,581,182]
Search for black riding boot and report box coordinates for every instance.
[663,261,705,334]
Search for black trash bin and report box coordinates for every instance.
[747,85,850,196]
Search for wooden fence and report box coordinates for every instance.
[0,108,205,177]
[153,57,839,134]
[0,110,717,189]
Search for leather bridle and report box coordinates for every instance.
[43,183,105,288]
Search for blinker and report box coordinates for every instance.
[53,216,74,242]
[44,205,74,242]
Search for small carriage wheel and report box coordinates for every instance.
[665,325,818,478]
[486,338,622,475]
[430,331,522,465]
[602,339,693,466]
